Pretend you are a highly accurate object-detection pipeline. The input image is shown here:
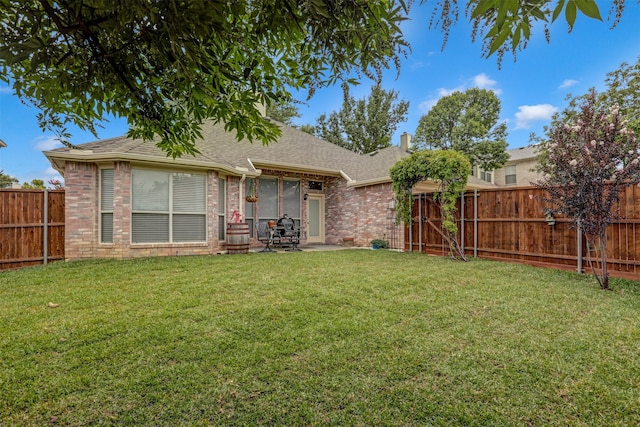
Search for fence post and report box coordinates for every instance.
[409,195,413,252]
[43,189,48,265]
[473,189,478,258]
[577,221,583,274]
[460,192,465,254]
[418,193,423,253]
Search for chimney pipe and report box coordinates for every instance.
[400,132,412,151]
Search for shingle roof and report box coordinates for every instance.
[45,120,396,183]
[43,120,496,189]
[507,144,539,162]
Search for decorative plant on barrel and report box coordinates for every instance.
[246,178,258,202]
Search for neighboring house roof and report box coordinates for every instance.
[0,139,6,148]
[43,119,496,190]
[506,144,539,163]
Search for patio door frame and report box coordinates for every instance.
[306,194,325,243]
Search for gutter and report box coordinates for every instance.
[43,150,262,178]
[250,158,343,177]
[347,176,392,188]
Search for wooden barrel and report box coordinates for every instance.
[226,223,250,254]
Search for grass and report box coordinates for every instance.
[1,250,640,426]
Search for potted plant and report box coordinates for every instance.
[370,238,389,250]
[246,178,258,203]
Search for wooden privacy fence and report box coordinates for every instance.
[1,189,65,270]
[406,186,640,281]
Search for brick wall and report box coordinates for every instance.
[64,161,98,259]
[64,162,403,259]
[325,180,401,248]
[65,162,226,261]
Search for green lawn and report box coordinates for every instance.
[2,250,639,426]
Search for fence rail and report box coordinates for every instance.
[406,186,640,281]
[1,189,65,270]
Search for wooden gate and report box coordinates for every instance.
[1,189,65,270]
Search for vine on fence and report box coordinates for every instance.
[390,150,471,260]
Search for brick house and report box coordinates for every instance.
[44,121,496,260]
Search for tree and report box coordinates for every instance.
[559,56,640,134]
[0,170,18,188]
[390,149,471,260]
[266,100,301,126]
[0,1,409,157]
[596,56,640,132]
[534,90,640,290]
[48,179,64,190]
[21,179,46,189]
[297,124,316,135]
[1,0,627,158]
[427,0,626,65]
[315,84,409,153]
[414,88,509,171]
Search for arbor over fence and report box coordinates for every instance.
[406,186,640,281]
[0,189,65,270]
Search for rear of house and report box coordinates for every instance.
[45,121,407,260]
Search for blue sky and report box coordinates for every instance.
[1,3,640,185]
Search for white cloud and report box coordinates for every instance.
[418,86,463,113]
[515,104,558,129]
[420,73,504,113]
[33,135,63,151]
[559,79,579,90]
[472,73,502,95]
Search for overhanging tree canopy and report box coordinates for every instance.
[428,0,626,64]
[0,0,624,157]
[0,0,409,157]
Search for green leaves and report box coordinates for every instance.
[414,88,508,170]
[0,0,409,155]
[390,149,471,226]
[315,84,409,154]
[431,0,610,64]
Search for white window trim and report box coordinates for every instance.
[505,165,517,185]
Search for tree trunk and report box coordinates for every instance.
[599,233,609,290]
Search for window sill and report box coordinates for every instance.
[130,242,209,248]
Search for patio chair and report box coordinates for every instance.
[280,217,301,252]
[255,221,276,252]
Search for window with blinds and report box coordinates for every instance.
[258,177,278,220]
[505,165,517,185]
[100,169,114,243]
[131,169,207,243]
[283,179,301,227]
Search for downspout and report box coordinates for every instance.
[239,174,246,220]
